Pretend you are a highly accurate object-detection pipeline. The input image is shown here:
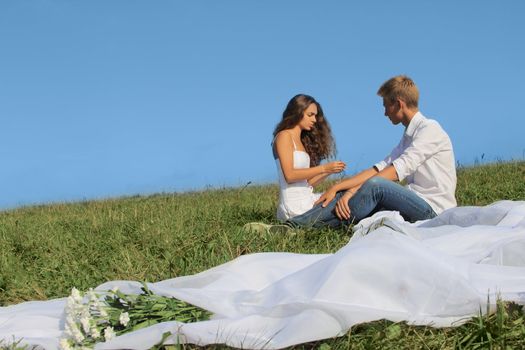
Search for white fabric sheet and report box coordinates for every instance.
[1,200,525,349]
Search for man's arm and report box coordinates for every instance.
[375,165,399,181]
[316,136,404,208]
[316,167,379,207]
[391,123,445,182]
[333,165,399,219]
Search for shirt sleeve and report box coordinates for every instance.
[374,138,405,172]
[392,122,449,181]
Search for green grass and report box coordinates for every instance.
[1,161,524,349]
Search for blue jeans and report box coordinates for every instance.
[287,177,437,229]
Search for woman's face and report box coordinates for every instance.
[298,103,318,131]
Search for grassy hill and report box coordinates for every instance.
[1,161,524,349]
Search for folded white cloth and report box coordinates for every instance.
[2,200,525,349]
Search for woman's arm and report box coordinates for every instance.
[274,132,345,184]
[307,172,330,187]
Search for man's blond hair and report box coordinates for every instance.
[377,75,419,108]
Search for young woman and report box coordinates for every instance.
[272,94,346,221]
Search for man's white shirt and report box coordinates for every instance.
[374,112,457,214]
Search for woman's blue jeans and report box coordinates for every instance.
[286,177,437,229]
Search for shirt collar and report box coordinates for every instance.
[405,111,424,137]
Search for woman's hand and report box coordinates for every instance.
[323,161,346,174]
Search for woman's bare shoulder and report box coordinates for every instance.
[274,130,293,143]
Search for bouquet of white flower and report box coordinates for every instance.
[59,283,212,350]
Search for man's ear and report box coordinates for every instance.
[397,98,407,110]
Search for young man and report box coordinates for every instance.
[287,75,457,229]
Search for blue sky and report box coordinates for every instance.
[1,1,524,210]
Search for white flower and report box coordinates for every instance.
[110,286,119,293]
[66,296,83,314]
[66,289,86,317]
[87,289,99,303]
[65,296,76,310]
[90,326,101,339]
[72,326,85,343]
[103,326,116,341]
[80,315,91,333]
[65,315,76,330]
[59,338,72,350]
[119,312,130,327]
[64,318,84,344]
[71,288,83,303]
[63,326,73,340]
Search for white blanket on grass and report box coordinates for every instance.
[2,200,525,349]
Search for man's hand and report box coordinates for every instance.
[315,188,337,207]
[334,190,355,220]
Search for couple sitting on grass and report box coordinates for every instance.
[245,75,457,233]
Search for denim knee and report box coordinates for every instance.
[361,176,390,192]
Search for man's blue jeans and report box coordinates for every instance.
[287,177,437,229]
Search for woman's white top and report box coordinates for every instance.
[275,137,321,221]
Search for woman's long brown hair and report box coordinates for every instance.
[273,94,336,166]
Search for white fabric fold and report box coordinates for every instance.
[1,200,525,349]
